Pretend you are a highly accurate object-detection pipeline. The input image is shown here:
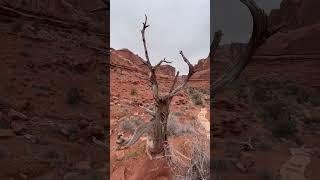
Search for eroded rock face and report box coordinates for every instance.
[269,0,320,30]
[111,48,177,76]
[0,0,106,32]
[155,65,175,77]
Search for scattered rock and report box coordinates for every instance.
[115,151,125,161]
[11,121,26,135]
[78,119,89,129]
[111,166,126,180]
[8,109,28,121]
[19,173,28,180]
[0,129,15,138]
[60,124,80,138]
[24,134,42,144]
[175,99,188,105]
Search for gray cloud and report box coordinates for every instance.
[111,0,210,75]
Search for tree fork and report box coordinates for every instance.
[116,15,195,159]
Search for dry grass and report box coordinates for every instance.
[165,126,209,180]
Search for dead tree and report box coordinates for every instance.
[116,15,195,159]
[211,0,286,96]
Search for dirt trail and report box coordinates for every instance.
[197,108,210,139]
[280,148,313,180]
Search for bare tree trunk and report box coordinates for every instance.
[149,98,171,154]
[116,15,195,159]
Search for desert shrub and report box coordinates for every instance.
[66,88,82,105]
[119,116,143,133]
[167,114,194,136]
[130,88,137,96]
[165,131,210,180]
[187,87,203,106]
[172,111,183,116]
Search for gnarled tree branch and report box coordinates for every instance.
[154,58,172,69]
[211,0,282,97]
[139,105,155,117]
[168,51,195,97]
[116,121,153,150]
[169,71,180,93]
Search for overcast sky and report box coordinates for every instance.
[111,0,282,74]
[111,0,210,75]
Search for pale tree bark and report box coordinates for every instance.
[116,15,195,159]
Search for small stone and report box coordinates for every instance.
[24,134,39,144]
[8,109,28,121]
[0,129,15,138]
[78,119,89,129]
[235,162,247,173]
[115,151,125,161]
[11,122,26,135]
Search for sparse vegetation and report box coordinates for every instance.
[119,116,143,133]
[165,131,210,180]
[167,113,194,136]
[245,80,303,139]
[187,87,204,106]
[130,88,137,96]
[125,146,145,160]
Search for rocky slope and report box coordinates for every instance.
[269,0,320,30]
[213,0,320,179]
[0,1,107,179]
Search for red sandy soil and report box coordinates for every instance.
[110,48,210,180]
